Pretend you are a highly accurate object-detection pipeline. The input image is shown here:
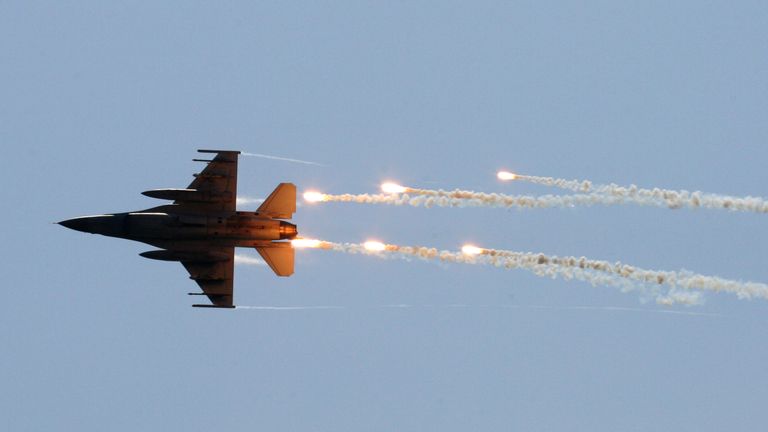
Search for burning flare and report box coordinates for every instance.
[461,244,485,255]
[381,183,408,194]
[303,191,327,203]
[291,238,323,248]
[363,241,387,252]
[497,171,517,181]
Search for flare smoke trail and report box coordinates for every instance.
[510,174,768,213]
[312,184,768,213]
[477,247,768,302]
[302,240,768,304]
[310,191,629,210]
[242,152,326,167]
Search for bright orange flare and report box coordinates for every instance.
[381,182,407,194]
[292,238,322,248]
[461,244,485,255]
[363,241,387,252]
[497,171,517,181]
[303,191,327,202]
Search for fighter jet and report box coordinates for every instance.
[59,150,298,309]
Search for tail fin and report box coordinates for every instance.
[257,183,296,219]
[256,243,294,276]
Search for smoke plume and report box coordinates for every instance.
[512,174,768,213]
[305,241,768,305]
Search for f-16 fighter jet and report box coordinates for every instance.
[59,150,298,309]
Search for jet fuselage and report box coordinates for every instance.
[60,209,298,248]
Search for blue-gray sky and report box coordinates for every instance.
[3,1,768,430]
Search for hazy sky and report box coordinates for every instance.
[3,1,768,430]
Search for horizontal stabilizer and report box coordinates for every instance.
[256,244,294,277]
[257,183,296,219]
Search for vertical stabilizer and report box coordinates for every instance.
[257,183,296,219]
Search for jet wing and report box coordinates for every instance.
[177,149,240,212]
[181,246,236,308]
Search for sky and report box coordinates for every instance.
[2,1,768,430]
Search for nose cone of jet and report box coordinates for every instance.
[59,216,93,233]
[58,215,125,236]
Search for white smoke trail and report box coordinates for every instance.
[512,174,768,213]
[234,254,266,266]
[311,241,669,302]
[315,185,768,213]
[236,305,343,310]
[308,241,768,304]
[236,303,719,316]
[479,247,768,302]
[242,152,326,167]
[314,191,628,210]
[511,175,593,192]
[377,303,717,316]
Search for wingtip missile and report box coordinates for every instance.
[197,149,241,154]
[192,304,236,309]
